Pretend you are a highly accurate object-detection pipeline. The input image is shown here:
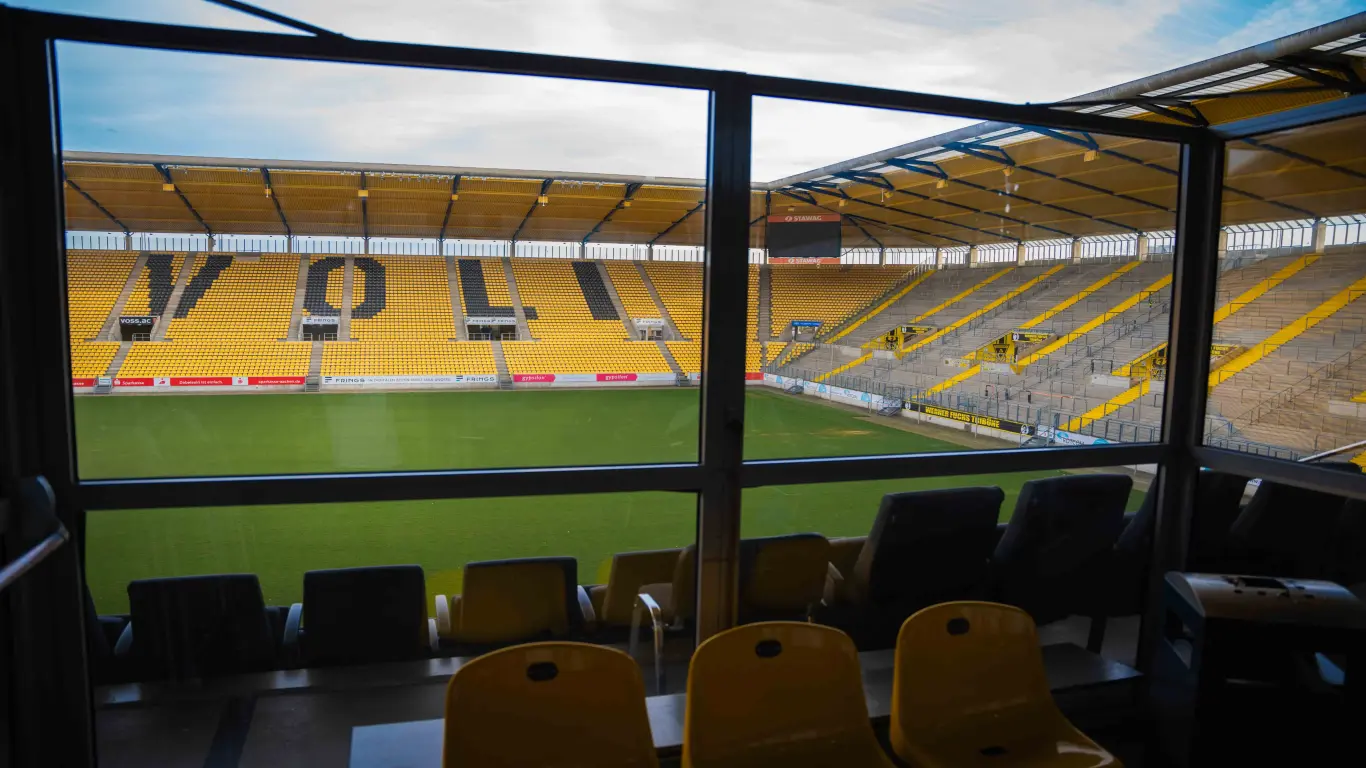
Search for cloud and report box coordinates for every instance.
[30,0,1366,181]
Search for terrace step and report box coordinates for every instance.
[285,254,309,340]
[104,340,132,378]
[758,264,772,341]
[502,257,535,341]
[656,340,684,376]
[339,256,355,341]
[635,262,685,340]
[446,255,467,340]
[96,252,148,341]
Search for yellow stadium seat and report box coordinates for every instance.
[890,601,1120,767]
[435,557,591,647]
[443,641,659,768]
[589,547,686,629]
[683,621,895,767]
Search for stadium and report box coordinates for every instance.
[6,3,1366,765]
[62,21,1366,615]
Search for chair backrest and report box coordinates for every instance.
[601,548,685,627]
[991,474,1131,625]
[1186,469,1250,571]
[891,602,1054,747]
[125,574,277,680]
[444,642,658,768]
[853,487,1004,606]
[738,534,830,621]
[684,622,873,765]
[302,565,429,666]
[456,557,579,644]
[1228,462,1358,578]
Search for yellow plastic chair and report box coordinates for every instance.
[444,641,658,768]
[890,601,1121,767]
[590,548,686,628]
[683,621,896,767]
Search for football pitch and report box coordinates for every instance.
[76,388,1142,612]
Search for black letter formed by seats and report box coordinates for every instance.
[457,259,536,319]
[571,261,619,321]
[303,257,345,316]
[173,255,233,318]
[352,258,386,320]
[144,253,175,316]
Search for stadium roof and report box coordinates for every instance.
[62,14,1366,250]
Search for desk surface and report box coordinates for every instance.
[349,643,1138,767]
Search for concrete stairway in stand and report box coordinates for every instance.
[446,255,468,340]
[502,258,535,340]
[285,254,309,341]
[596,261,637,338]
[339,256,355,341]
[97,252,148,341]
[636,262,685,340]
[103,341,132,378]
[757,264,773,341]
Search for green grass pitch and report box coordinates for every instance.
[77,388,1142,612]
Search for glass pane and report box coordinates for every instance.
[59,44,708,477]
[1206,112,1366,462]
[89,492,697,763]
[741,467,1149,664]
[747,98,1179,459]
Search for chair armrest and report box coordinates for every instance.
[427,618,439,652]
[576,585,596,627]
[823,562,845,607]
[281,603,303,667]
[113,622,133,657]
[434,594,451,636]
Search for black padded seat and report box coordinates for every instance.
[989,474,1133,626]
[285,565,435,668]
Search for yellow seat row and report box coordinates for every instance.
[164,254,297,341]
[442,604,1117,768]
[321,342,497,376]
[117,341,311,377]
[511,259,628,341]
[352,256,456,341]
[770,265,909,337]
[502,341,671,374]
[66,249,137,343]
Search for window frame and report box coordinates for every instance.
[6,8,1366,767]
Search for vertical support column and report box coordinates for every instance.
[578,241,586,260]
[934,247,945,269]
[647,243,654,261]
[1137,233,1150,262]
[285,235,293,254]
[878,246,887,266]
[1312,219,1328,254]
[1216,229,1228,259]
[124,233,132,251]
[967,245,979,267]
[1070,238,1082,264]
[696,73,751,644]
[1015,242,1026,266]
[1141,135,1224,673]
[207,235,215,252]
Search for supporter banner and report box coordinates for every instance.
[113,377,153,387]
[596,373,637,382]
[768,257,841,265]
[633,318,666,328]
[71,378,96,387]
[171,377,233,386]
[513,374,555,383]
[904,401,1033,436]
[465,316,517,326]
[745,372,763,381]
[248,376,307,385]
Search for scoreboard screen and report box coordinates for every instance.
[767,214,842,263]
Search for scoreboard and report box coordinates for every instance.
[767,214,841,263]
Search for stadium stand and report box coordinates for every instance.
[123,252,184,317]
[303,256,344,316]
[642,262,702,338]
[768,265,910,338]
[349,256,451,340]
[322,342,497,376]
[603,261,661,324]
[67,249,137,377]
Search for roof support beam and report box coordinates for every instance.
[649,199,704,245]
[63,174,128,235]
[847,216,883,249]
[260,168,291,237]
[437,175,461,243]
[793,183,1018,243]
[582,182,642,244]
[945,141,1016,166]
[1093,147,1317,220]
[882,157,947,180]
[359,171,369,243]
[1239,138,1366,183]
[511,179,554,244]
[152,163,212,237]
[830,170,895,190]
[1268,54,1366,94]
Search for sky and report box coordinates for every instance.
[21,0,1366,181]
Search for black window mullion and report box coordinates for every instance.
[1138,133,1223,673]
[694,73,752,643]
[0,14,94,767]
